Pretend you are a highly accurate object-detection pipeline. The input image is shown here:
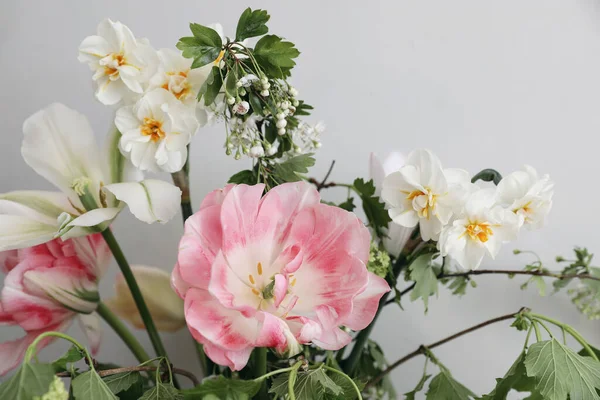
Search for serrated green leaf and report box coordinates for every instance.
[405,374,431,400]
[471,168,502,185]
[228,170,257,185]
[177,23,223,69]
[293,101,313,116]
[140,382,182,400]
[323,374,364,400]
[52,345,84,373]
[269,368,344,400]
[337,197,356,212]
[352,178,391,237]
[425,369,475,400]
[183,376,260,400]
[444,276,469,297]
[481,351,539,400]
[254,35,299,79]
[0,362,56,400]
[409,254,439,310]
[525,338,600,400]
[269,373,289,398]
[72,370,118,400]
[272,154,315,182]
[236,8,270,41]
[197,66,223,106]
[103,371,142,395]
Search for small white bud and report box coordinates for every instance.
[276,102,281,108]
[261,90,270,97]
[249,145,265,158]
[261,77,269,84]
[235,152,242,160]
[278,128,286,135]
[262,82,271,90]
[232,101,250,115]
[292,99,300,107]
[276,119,287,129]
[289,87,298,97]
[314,141,322,148]
[227,96,236,105]
[281,101,290,110]
[236,81,243,88]
[239,88,247,96]
[276,112,285,120]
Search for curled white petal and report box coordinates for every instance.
[103,180,181,224]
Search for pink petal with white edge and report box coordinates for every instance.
[171,262,190,298]
[272,274,288,309]
[208,252,260,315]
[219,184,266,253]
[343,272,390,331]
[0,319,71,376]
[199,185,235,210]
[0,249,19,273]
[177,204,223,290]
[254,312,290,353]
[184,288,259,352]
[311,326,352,351]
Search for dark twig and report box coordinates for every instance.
[309,160,336,191]
[56,365,200,386]
[365,308,527,389]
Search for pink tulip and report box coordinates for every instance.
[0,233,110,375]
[173,182,390,371]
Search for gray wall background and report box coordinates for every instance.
[2,0,600,397]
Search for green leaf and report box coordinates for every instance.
[569,267,600,319]
[72,370,118,400]
[481,351,539,400]
[103,371,142,395]
[248,92,264,116]
[409,254,439,310]
[293,101,313,116]
[511,313,531,332]
[52,345,84,373]
[471,168,502,185]
[425,369,475,400]
[228,170,257,185]
[352,178,391,237]
[272,154,315,183]
[183,376,260,400]
[177,24,222,69]
[443,276,469,297]
[337,197,356,212]
[405,374,431,400]
[269,367,344,400]
[323,374,364,400]
[254,35,300,79]
[140,382,182,400]
[197,66,223,106]
[236,8,270,41]
[525,338,600,400]
[225,69,238,98]
[0,362,56,400]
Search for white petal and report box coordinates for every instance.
[78,313,103,355]
[96,78,128,105]
[67,207,121,228]
[0,215,56,251]
[407,149,447,192]
[0,191,76,220]
[382,222,413,257]
[103,180,181,224]
[369,153,386,195]
[418,217,442,241]
[389,208,419,228]
[22,103,104,202]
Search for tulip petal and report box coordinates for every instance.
[78,313,102,355]
[104,180,181,224]
[343,273,390,331]
[67,208,121,228]
[21,103,105,203]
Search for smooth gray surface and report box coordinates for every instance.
[2,0,600,397]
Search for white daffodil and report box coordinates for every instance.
[105,265,185,332]
[115,88,199,173]
[78,19,158,105]
[148,48,209,106]
[438,189,520,271]
[370,152,414,257]
[381,149,472,241]
[0,103,181,251]
[496,165,554,230]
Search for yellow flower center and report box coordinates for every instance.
[404,188,437,219]
[464,222,494,243]
[162,71,192,100]
[103,53,126,77]
[141,118,165,142]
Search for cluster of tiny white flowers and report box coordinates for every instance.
[290,121,325,154]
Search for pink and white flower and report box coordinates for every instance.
[172,182,390,370]
[0,233,110,375]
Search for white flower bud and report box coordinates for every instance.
[276,119,287,129]
[262,82,271,90]
[261,90,270,97]
[236,81,243,88]
[292,99,300,107]
[249,145,265,158]
[314,141,322,148]
[261,77,269,84]
[227,96,236,105]
[235,152,241,160]
[276,112,285,120]
[289,87,298,97]
[239,88,247,96]
[233,101,250,115]
[281,101,290,110]
[278,128,286,135]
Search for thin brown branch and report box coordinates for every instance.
[365,308,527,389]
[56,365,200,386]
[441,269,600,282]
[309,160,337,192]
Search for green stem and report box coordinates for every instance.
[254,348,268,400]
[323,365,363,400]
[100,230,170,362]
[532,321,542,342]
[254,363,301,382]
[96,302,150,364]
[528,312,599,361]
[25,331,93,368]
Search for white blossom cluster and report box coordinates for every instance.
[78,19,210,173]
[378,149,554,271]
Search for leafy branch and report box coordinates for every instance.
[55,365,200,386]
[440,268,600,283]
[365,308,527,389]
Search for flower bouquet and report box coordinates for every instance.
[0,7,598,400]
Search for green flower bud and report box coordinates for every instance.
[33,376,68,400]
[367,242,391,278]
